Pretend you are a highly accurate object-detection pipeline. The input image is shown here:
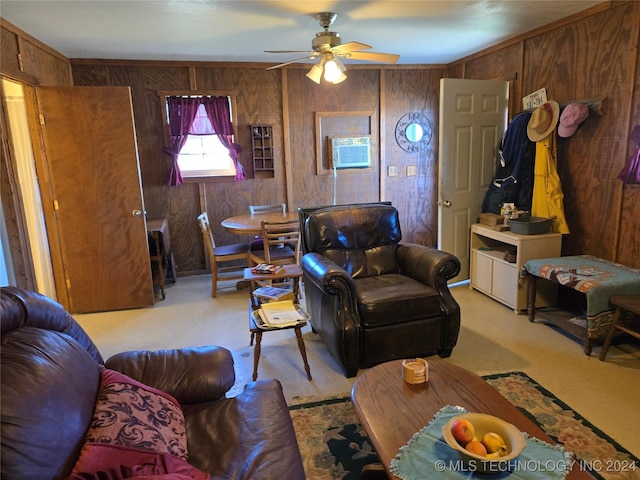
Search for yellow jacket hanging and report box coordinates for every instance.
[531,134,570,234]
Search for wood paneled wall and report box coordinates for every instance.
[69,61,450,274]
[450,0,639,267]
[69,62,290,273]
[0,19,72,86]
[382,68,446,246]
[286,68,381,208]
[2,1,639,284]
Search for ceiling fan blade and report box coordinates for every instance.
[345,51,400,64]
[330,41,372,54]
[266,55,319,70]
[265,50,315,54]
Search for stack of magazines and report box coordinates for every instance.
[251,263,284,274]
[253,286,294,302]
[255,300,306,328]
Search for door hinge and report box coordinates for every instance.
[66,278,71,290]
[53,200,59,211]
[39,114,46,125]
[17,53,24,71]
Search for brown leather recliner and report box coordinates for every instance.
[0,286,305,480]
[301,204,461,377]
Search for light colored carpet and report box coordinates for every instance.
[74,275,639,459]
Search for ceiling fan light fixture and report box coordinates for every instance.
[323,58,343,83]
[306,63,323,84]
[267,11,397,81]
[330,70,347,84]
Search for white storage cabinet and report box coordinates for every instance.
[470,224,562,312]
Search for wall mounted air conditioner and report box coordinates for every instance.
[329,135,371,169]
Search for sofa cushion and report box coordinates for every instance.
[82,368,188,460]
[183,379,305,479]
[72,369,210,479]
[355,274,442,326]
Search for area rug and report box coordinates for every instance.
[288,371,639,480]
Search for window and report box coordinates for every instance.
[162,93,245,185]
[175,104,236,177]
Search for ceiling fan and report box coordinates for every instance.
[265,12,400,84]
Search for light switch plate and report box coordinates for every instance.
[407,165,417,176]
[388,166,398,177]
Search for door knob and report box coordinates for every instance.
[442,200,452,208]
[132,209,142,217]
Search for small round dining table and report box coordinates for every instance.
[221,211,299,236]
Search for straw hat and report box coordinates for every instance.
[527,101,560,142]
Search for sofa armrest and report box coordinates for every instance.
[397,243,461,288]
[105,346,235,405]
[301,252,357,298]
[301,252,361,377]
[398,243,461,355]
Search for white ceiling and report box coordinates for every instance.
[0,1,604,65]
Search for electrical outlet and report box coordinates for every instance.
[388,166,398,177]
[407,165,417,176]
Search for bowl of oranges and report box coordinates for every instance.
[441,413,527,473]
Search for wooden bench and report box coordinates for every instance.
[524,255,640,355]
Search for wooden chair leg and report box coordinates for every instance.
[211,262,218,298]
[294,326,312,381]
[252,331,262,381]
[599,307,622,361]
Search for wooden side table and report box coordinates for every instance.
[243,264,312,381]
[249,310,312,381]
[599,295,640,361]
[147,218,176,300]
[243,263,303,309]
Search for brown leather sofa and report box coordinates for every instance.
[0,286,305,480]
[301,204,461,377]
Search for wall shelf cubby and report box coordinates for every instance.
[251,125,274,175]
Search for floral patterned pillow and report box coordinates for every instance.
[83,368,188,460]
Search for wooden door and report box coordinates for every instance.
[438,78,508,282]
[36,86,154,313]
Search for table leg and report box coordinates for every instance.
[253,331,262,381]
[294,326,312,381]
[526,273,537,322]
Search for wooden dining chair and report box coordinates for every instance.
[249,203,286,215]
[197,212,249,298]
[249,220,301,290]
[249,220,301,266]
[249,203,287,251]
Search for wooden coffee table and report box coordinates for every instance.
[351,360,594,480]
